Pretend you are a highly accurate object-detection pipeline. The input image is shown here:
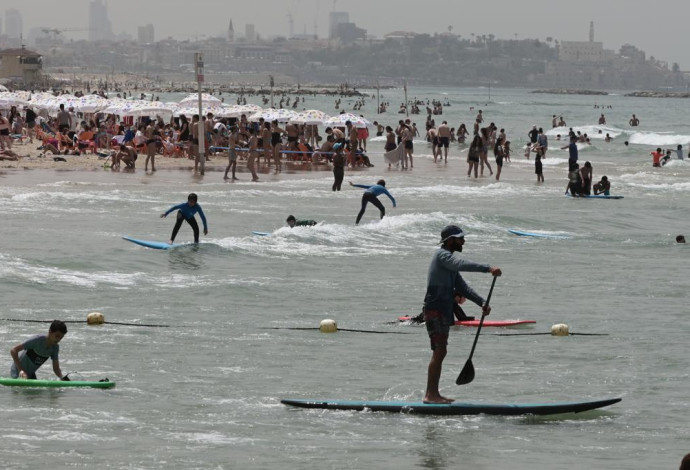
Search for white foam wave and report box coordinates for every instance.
[546,124,625,140]
[628,132,690,147]
[0,253,272,288]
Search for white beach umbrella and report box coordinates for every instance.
[290,109,331,125]
[249,108,297,122]
[173,105,225,118]
[222,104,263,118]
[0,92,29,109]
[178,93,223,107]
[324,113,369,128]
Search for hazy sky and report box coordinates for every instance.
[6,0,689,69]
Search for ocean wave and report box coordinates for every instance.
[0,253,272,288]
[628,132,690,147]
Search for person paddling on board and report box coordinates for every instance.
[286,215,317,228]
[593,176,611,195]
[10,320,69,381]
[411,293,475,323]
[423,225,501,404]
[349,179,396,225]
[161,193,208,244]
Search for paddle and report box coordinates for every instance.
[456,276,497,385]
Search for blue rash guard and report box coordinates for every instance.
[423,248,491,324]
[352,184,397,207]
[165,203,208,230]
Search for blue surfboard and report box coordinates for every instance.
[122,236,181,250]
[566,194,624,199]
[281,397,621,416]
[508,229,571,240]
[252,231,271,237]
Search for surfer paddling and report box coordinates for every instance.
[10,320,68,380]
[161,193,208,244]
[286,215,317,228]
[423,225,501,404]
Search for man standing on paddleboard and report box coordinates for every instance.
[423,225,501,404]
[161,193,208,244]
[10,320,68,380]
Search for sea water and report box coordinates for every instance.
[0,87,688,469]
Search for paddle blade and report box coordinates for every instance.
[456,360,475,385]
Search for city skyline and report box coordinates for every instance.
[3,0,689,69]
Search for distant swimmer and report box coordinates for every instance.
[562,137,579,171]
[593,176,611,195]
[349,179,396,225]
[629,114,640,127]
[161,193,208,244]
[605,133,613,142]
[677,235,686,244]
[651,148,665,167]
[286,215,317,228]
[10,320,68,380]
[437,121,451,162]
[598,114,606,125]
[667,144,684,160]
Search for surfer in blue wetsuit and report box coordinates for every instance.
[161,193,208,244]
[10,320,68,380]
[349,179,396,225]
[423,225,501,404]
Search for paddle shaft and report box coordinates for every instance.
[464,276,497,364]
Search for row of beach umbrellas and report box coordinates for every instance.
[0,91,374,127]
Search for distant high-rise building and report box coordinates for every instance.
[0,14,4,37]
[589,21,594,42]
[5,8,22,39]
[227,20,234,42]
[89,0,113,41]
[245,24,256,42]
[137,24,154,44]
[329,11,349,39]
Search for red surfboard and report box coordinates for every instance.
[398,316,536,327]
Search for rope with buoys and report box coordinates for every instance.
[0,312,169,328]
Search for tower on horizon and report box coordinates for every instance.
[589,21,594,42]
[5,8,23,39]
[227,19,234,42]
[89,0,113,41]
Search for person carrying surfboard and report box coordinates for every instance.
[349,179,396,225]
[9,320,69,380]
[160,193,208,244]
[423,225,501,404]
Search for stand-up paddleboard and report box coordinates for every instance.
[508,229,571,239]
[0,377,115,389]
[122,236,183,250]
[397,316,535,327]
[252,231,271,237]
[566,194,624,200]
[281,397,621,416]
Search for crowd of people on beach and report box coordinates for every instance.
[1,86,685,195]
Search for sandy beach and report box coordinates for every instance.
[0,140,333,174]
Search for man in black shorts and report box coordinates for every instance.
[422,225,501,404]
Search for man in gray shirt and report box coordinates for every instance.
[422,225,501,404]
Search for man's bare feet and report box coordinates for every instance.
[423,394,455,404]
